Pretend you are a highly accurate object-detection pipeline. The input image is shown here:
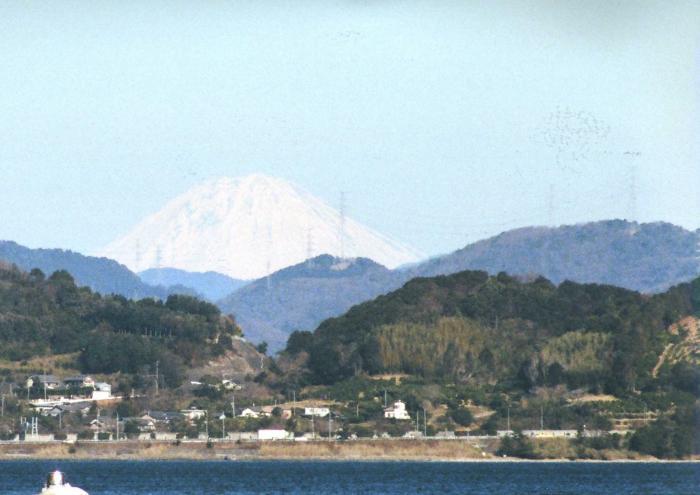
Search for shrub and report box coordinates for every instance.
[77,430,94,440]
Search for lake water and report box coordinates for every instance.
[0,460,698,494]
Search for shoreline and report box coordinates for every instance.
[0,440,696,463]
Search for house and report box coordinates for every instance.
[239,407,263,418]
[180,407,207,421]
[258,427,293,441]
[27,375,61,390]
[144,411,184,424]
[384,400,411,420]
[64,376,95,389]
[122,417,156,432]
[91,383,112,400]
[304,407,330,418]
[88,417,117,432]
[46,402,91,417]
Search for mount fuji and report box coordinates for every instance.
[99,174,422,280]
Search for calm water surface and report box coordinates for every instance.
[0,460,698,494]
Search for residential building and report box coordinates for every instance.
[384,400,411,420]
[27,375,61,390]
[64,376,95,389]
[304,407,330,418]
[180,407,207,421]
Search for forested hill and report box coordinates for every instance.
[291,269,700,392]
[0,262,242,386]
[412,220,699,293]
[0,240,197,299]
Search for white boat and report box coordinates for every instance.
[38,471,89,495]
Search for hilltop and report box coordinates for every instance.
[0,240,197,300]
[218,255,401,351]
[412,220,699,293]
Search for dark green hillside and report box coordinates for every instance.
[0,262,241,386]
[0,240,198,299]
[294,269,700,391]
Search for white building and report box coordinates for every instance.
[258,428,293,441]
[304,407,330,418]
[384,400,411,420]
[239,407,262,418]
[180,407,207,421]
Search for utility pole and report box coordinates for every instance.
[231,396,236,419]
[1,394,4,417]
[423,408,427,437]
[220,414,226,441]
[116,413,119,441]
[540,405,544,431]
[155,360,160,396]
[383,390,387,408]
[328,412,332,442]
[311,415,315,440]
[507,405,511,433]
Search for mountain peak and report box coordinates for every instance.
[99,175,421,279]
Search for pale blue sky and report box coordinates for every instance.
[1,1,698,259]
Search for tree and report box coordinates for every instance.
[449,407,474,427]
[496,431,538,459]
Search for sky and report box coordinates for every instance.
[0,1,698,259]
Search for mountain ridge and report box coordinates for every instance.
[0,240,197,300]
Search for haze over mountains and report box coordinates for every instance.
[99,174,421,279]
[139,267,247,302]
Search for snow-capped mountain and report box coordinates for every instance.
[99,174,422,279]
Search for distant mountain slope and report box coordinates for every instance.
[100,174,422,279]
[219,220,699,350]
[0,240,196,299]
[140,268,247,301]
[412,220,700,293]
[218,255,404,351]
